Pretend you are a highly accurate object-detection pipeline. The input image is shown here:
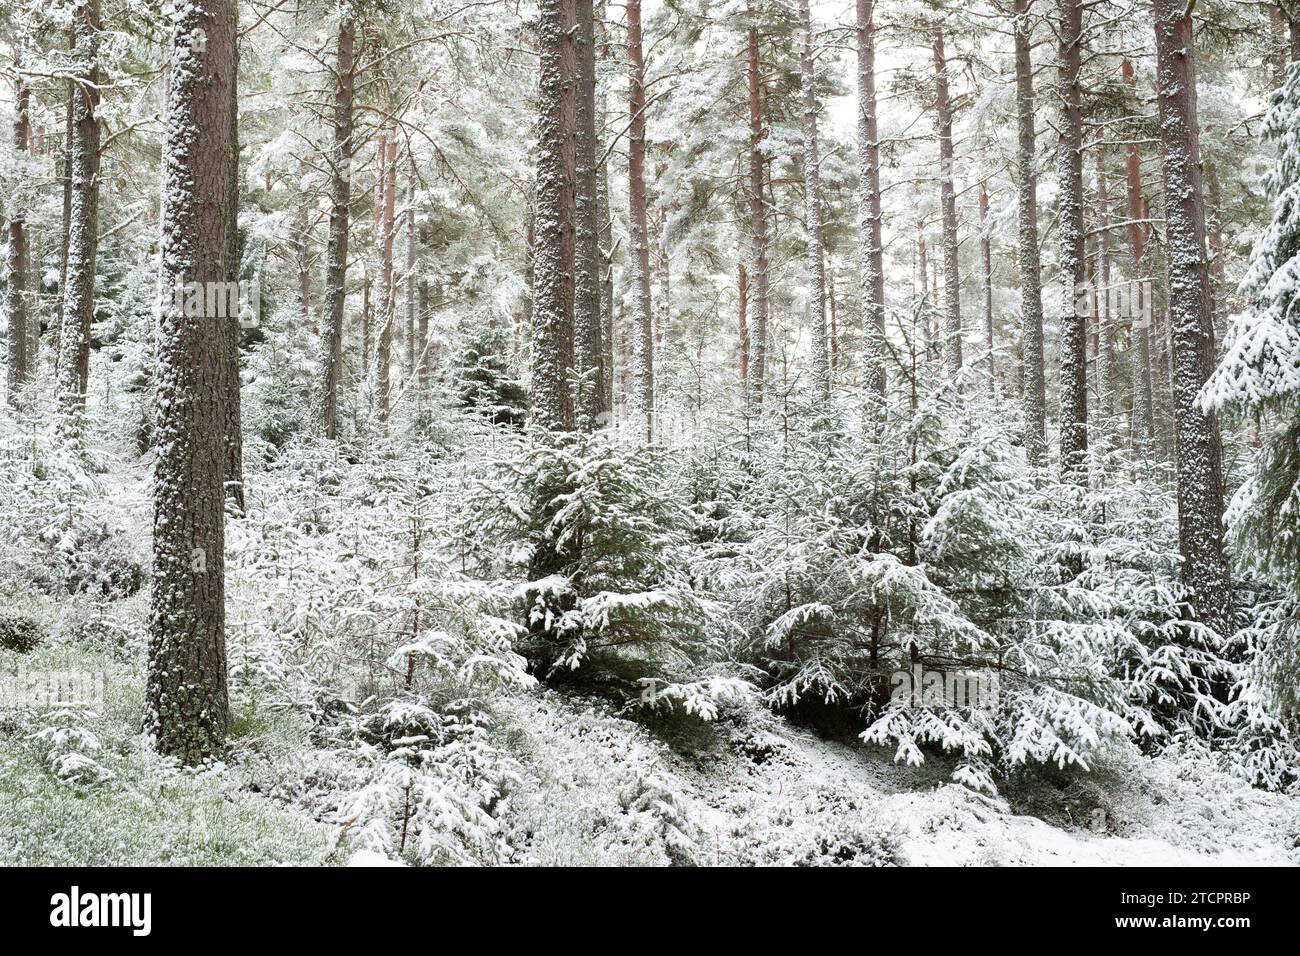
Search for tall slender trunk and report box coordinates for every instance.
[224,16,243,513]
[1057,0,1088,473]
[405,158,417,380]
[1151,0,1233,634]
[856,0,885,398]
[6,67,30,404]
[627,0,654,440]
[1013,0,1046,463]
[1122,58,1156,450]
[744,21,769,406]
[56,73,73,369]
[573,0,605,429]
[1095,142,1115,421]
[596,94,615,419]
[417,222,431,391]
[532,0,577,432]
[148,0,237,764]
[320,17,355,439]
[376,136,397,424]
[978,179,993,388]
[56,0,102,434]
[798,0,829,396]
[932,22,962,377]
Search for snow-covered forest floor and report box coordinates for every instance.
[1,393,1296,867]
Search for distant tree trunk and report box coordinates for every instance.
[856,0,885,398]
[1151,0,1233,634]
[573,0,605,429]
[404,158,417,380]
[532,0,577,432]
[1205,162,1228,338]
[148,0,237,765]
[932,22,962,377]
[744,20,769,406]
[6,67,30,404]
[56,74,73,367]
[297,199,312,325]
[224,16,243,513]
[627,0,654,440]
[1095,142,1115,421]
[978,180,993,388]
[1057,0,1088,473]
[596,94,616,420]
[798,0,830,396]
[1122,58,1156,450]
[320,17,355,440]
[417,221,431,391]
[738,261,749,396]
[1013,0,1046,463]
[55,0,101,434]
[376,135,397,424]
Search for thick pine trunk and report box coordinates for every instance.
[320,18,355,439]
[1151,0,1234,634]
[855,0,885,398]
[148,0,237,764]
[56,0,102,431]
[1013,0,1046,463]
[6,68,30,404]
[1057,0,1088,473]
[744,21,769,406]
[798,0,829,396]
[574,0,605,429]
[224,19,243,513]
[532,0,577,432]
[627,0,654,439]
[932,22,962,377]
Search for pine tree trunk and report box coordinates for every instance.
[1151,0,1234,634]
[376,136,397,424]
[978,179,994,389]
[405,158,417,380]
[627,0,654,440]
[56,73,73,367]
[738,261,749,396]
[856,0,885,398]
[1122,58,1156,450]
[798,0,829,396]
[573,0,605,429]
[932,22,962,378]
[1095,142,1115,421]
[148,0,237,764]
[532,0,577,432]
[56,0,102,432]
[320,17,355,440]
[417,221,431,391]
[6,68,30,404]
[224,19,244,513]
[1057,0,1088,473]
[1013,0,1046,463]
[744,20,769,407]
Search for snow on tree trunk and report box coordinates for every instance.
[6,67,30,404]
[1095,142,1116,421]
[627,0,654,440]
[856,0,885,399]
[376,135,397,425]
[1151,0,1234,635]
[798,0,830,397]
[320,17,355,440]
[148,0,238,764]
[417,221,431,392]
[745,20,769,408]
[532,0,577,432]
[1122,58,1156,451]
[932,21,962,379]
[573,0,605,430]
[1013,0,1046,464]
[55,0,102,437]
[223,18,244,514]
[405,158,417,380]
[979,179,994,391]
[1057,0,1088,474]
